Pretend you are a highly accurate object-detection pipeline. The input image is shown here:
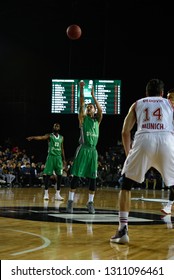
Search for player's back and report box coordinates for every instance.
[135,96,174,134]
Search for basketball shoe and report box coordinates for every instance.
[55,193,64,201]
[86,201,95,214]
[44,190,49,200]
[66,200,73,213]
[110,226,129,244]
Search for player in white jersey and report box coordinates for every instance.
[161,89,174,217]
[110,79,174,244]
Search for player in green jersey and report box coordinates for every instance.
[66,80,103,214]
[26,123,66,200]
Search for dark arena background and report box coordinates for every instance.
[0,0,174,263]
[0,0,173,160]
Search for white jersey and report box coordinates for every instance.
[122,96,174,186]
[135,96,174,135]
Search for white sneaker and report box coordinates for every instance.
[161,205,171,215]
[55,193,64,201]
[44,192,49,200]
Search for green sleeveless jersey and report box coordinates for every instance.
[48,133,63,156]
[81,115,99,147]
[71,115,99,178]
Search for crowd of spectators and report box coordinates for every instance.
[0,142,164,190]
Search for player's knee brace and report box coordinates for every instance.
[71,176,79,190]
[121,174,136,191]
[89,178,96,191]
[44,175,50,190]
[56,175,62,189]
[169,185,174,201]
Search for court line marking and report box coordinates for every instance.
[9,229,51,256]
[132,198,168,203]
[48,213,153,223]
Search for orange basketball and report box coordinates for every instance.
[66,24,82,40]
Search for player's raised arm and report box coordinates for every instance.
[91,85,103,124]
[78,80,86,126]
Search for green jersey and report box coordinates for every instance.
[44,133,63,176]
[48,133,63,156]
[71,115,99,179]
[80,115,99,147]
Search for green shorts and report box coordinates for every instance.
[43,155,63,175]
[71,145,98,179]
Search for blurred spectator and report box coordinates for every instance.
[21,162,32,187]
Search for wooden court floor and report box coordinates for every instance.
[0,185,173,260]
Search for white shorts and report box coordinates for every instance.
[121,132,174,186]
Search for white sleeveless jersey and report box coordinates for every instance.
[122,96,174,185]
[135,96,174,134]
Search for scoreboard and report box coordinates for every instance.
[51,79,121,115]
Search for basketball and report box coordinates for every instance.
[66,24,82,40]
